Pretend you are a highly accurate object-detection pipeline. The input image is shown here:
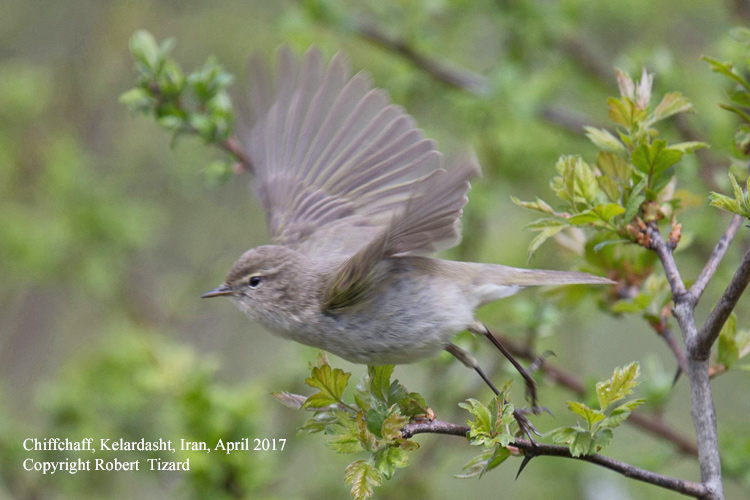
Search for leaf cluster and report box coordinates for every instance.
[513,69,705,258]
[549,362,644,457]
[273,354,427,500]
[120,30,235,184]
[456,390,516,479]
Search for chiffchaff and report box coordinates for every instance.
[202,47,612,415]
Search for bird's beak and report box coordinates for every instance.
[201,284,235,298]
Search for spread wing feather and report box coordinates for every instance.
[243,46,480,310]
[244,46,479,260]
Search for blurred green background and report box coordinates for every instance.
[1,0,749,498]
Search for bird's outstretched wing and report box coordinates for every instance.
[244,46,479,263]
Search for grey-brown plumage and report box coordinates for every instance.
[203,46,613,366]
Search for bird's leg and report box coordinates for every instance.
[445,343,538,441]
[469,322,540,414]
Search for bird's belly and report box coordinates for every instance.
[298,282,474,365]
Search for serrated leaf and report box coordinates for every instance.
[591,428,614,452]
[669,141,709,153]
[570,429,594,457]
[598,176,621,202]
[651,92,693,123]
[594,203,626,222]
[381,411,409,441]
[585,126,626,153]
[365,408,386,439]
[524,218,568,230]
[374,447,409,480]
[302,363,351,409]
[596,362,641,410]
[623,175,647,222]
[459,398,493,437]
[632,140,683,183]
[368,365,394,403]
[577,158,599,204]
[327,432,364,454]
[568,210,600,225]
[597,151,631,181]
[703,56,750,91]
[528,225,566,255]
[511,196,557,215]
[457,447,511,479]
[709,192,742,214]
[398,392,428,418]
[567,401,605,428]
[549,426,580,445]
[345,459,382,500]
[600,399,646,429]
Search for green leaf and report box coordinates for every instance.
[129,30,161,73]
[631,140,683,184]
[568,210,600,225]
[584,126,626,153]
[567,401,605,428]
[365,408,386,439]
[593,203,626,222]
[709,192,742,215]
[623,175,647,222]
[596,362,641,410]
[398,392,428,418]
[119,88,154,113]
[374,447,409,480]
[597,176,621,202]
[327,430,364,454]
[527,225,566,256]
[302,362,351,409]
[511,196,556,215]
[459,398,494,438]
[345,459,382,500]
[368,365,394,403]
[381,411,409,441]
[651,92,693,123]
[570,429,594,457]
[597,151,631,181]
[600,399,646,429]
[703,56,750,91]
[525,218,568,230]
[669,141,709,153]
[717,313,739,368]
[591,428,614,452]
[456,446,511,479]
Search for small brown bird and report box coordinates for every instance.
[202,47,611,405]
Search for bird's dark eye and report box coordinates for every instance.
[248,276,263,288]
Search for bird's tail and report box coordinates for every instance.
[469,263,614,306]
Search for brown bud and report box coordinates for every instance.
[668,223,682,248]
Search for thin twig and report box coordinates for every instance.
[350,19,490,96]
[401,419,469,438]
[510,439,708,498]
[689,214,744,306]
[696,245,750,355]
[221,136,254,173]
[403,419,707,498]
[488,331,698,456]
[646,224,688,296]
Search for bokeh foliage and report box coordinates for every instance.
[2,0,749,498]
